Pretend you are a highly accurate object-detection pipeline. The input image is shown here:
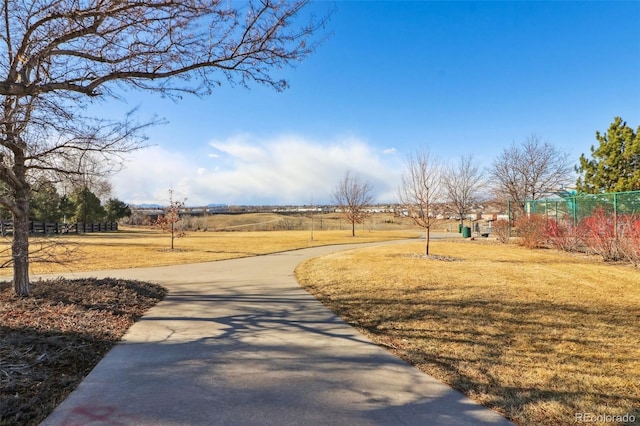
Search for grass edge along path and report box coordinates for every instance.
[295,240,640,426]
[0,228,421,277]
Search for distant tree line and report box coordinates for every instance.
[0,180,131,224]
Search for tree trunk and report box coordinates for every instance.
[12,188,30,296]
[170,221,174,250]
[425,226,430,256]
[351,220,355,237]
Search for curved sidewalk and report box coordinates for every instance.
[42,241,512,426]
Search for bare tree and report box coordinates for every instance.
[333,171,374,237]
[398,148,443,255]
[442,155,485,228]
[58,152,114,202]
[1,0,327,295]
[155,189,186,251]
[488,135,573,218]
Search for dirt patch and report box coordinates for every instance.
[0,278,166,425]
[392,253,463,262]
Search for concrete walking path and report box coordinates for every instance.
[42,240,512,426]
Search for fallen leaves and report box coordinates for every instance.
[0,278,166,425]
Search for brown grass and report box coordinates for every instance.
[295,240,640,426]
[188,211,423,232]
[0,223,418,424]
[0,227,420,276]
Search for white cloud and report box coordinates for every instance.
[210,134,266,162]
[111,134,403,205]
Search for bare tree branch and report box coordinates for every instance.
[442,155,485,227]
[488,135,573,217]
[0,0,328,295]
[2,0,327,97]
[332,171,374,237]
[398,148,443,255]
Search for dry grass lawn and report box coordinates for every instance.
[3,221,638,425]
[0,227,420,276]
[193,211,422,232]
[295,240,640,426]
[0,224,418,424]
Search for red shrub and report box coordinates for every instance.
[514,215,548,249]
[545,219,587,252]
[616,215,640,267]
[580,208,640,265]
[581,208,620,261]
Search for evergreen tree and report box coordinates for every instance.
[59,195,75,224]
[576,117,640,193]
[0,183,11,220]
[70,187,105,223]
[30,181,62,222]
[104,198,132,222]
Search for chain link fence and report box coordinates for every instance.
[524,190,640,225]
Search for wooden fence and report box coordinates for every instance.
[0,221,118,237]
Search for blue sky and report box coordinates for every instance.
[107,1,640,206]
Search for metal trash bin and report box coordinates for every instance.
[462,226,471,238]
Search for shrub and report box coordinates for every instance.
[514,215,548,249]
[616,215,640,267]
[180,215,209,231]
[492,220,511,244]
[545,219,588,252]
[581,208,622,262]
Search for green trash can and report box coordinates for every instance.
[458,223,463,233]
[462,226,471,238]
